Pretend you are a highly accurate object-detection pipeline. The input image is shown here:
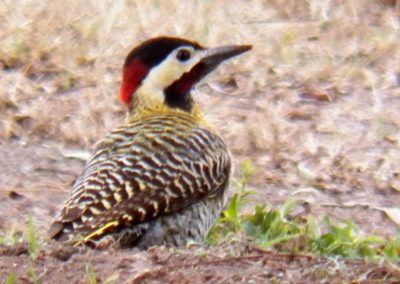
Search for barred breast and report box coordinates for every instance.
[48,113,231,247]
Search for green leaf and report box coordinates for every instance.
[85,263,97,284]
[4,272,16,284]
[26,216,38,260]
[279,199,296,217]
[306,215,321,239]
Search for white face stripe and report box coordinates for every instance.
[136,46,206,100]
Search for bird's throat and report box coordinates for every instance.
[126,90,208,126]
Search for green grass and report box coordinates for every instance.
[208,161,400,261]
[85,263,119,284]
[1,218,41,283]
[207,160,255,243]
[26,216,39,260]
[244,200,301,248]
[209,195,400,260]
[0,216,41,259]
[4,272,16,284]
[27,266,40,284]
[85,263,98,284]
[0,225,23,245]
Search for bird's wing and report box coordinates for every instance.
[48,119,231,243]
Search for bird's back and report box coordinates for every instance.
[49,112,231,247]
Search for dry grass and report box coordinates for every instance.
[1,0,400,282]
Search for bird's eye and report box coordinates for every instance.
[176,49,191,62]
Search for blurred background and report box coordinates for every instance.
[1,0,400,239]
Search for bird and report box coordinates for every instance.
[48,36,251,249]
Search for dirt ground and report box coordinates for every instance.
[1,0,400,283]
[2,242,400,283]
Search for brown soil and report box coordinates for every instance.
[2,242,400,283]
[1,0,400,283]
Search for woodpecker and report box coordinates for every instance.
[48,36,251,248]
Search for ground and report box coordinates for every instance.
[1,0,400,283]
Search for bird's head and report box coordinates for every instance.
[119,36,251,116]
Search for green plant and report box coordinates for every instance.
[207,159,255,244]
[28,266,40,284]
[84,263,119,284]
[85,263,98,284]
[209,186,400,260]
[383,234,400,261]
[103,272,120,284]
[309,217,386,258]
[244,199,300,248]
[26,216,39,260]
[4,272,17,284]
[0,225,22,245]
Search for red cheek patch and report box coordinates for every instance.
[119,59,150,105]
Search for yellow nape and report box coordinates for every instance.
[126,89,211,128]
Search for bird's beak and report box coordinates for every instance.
[166,44,252,95]
[201,44,252,69]
[189,44,252,84]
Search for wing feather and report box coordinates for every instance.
[49,115,231,242]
